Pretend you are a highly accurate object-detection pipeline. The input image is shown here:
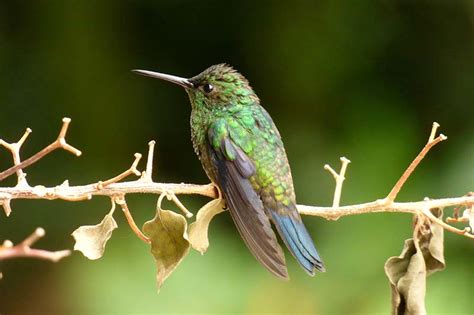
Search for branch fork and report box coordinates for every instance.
[0,228,71,262]
[96,153,142,189]
[1,118,472,268]
[386,122,447,202]
[309,122,472,238]
[324,157,351,207]
[0,117,81,183]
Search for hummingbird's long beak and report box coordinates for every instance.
[132,69,194,89]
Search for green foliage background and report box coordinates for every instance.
[0,1,472,314]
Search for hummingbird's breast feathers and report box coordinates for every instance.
[195,104,296,208]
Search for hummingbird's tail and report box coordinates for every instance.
[271,211,325,275]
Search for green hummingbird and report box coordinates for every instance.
[133,64,325,279]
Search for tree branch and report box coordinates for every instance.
[324,157,351,207]
[0,118,81,183]
[301,122,472,239]
[1,117,472,265]
[0,228,71,261]
[115,196,151,244]
[387,122,447,201]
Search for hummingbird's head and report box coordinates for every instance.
[133,64,259,111]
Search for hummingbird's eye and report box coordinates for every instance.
[202,83,214,93]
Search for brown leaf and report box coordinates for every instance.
[72,208,118,260]
[143,205,190,292]
[385,239,426,315]
[424,208,445,274]
[384,209,445,315]
[188,198,225,254]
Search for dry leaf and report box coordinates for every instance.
[72,209,118,260]
[143,206,190,292]
[385,239,427,315]
[188,198,225,254]
[424,209,445,275]
[384,209,445,315]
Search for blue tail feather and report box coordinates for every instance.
[271,212,325,275]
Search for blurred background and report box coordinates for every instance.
[0,1,473,314]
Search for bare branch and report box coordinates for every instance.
[115,196,151,244]
[21,226,46,247]
[0,228,71,261]
[143,140,156,182]
[300,122,473,239]
[0,118,81,182]
[1,181,217,201]
[324,157,351,207]
[96,153,142,189]
[1,198,12,217]
[0,127,32,186]
[165,191,194,218]
[446,192,473,229]
[420,198,472,238]
[298,196,473,239]
[297,195,473,214]
[1,118,472,250]
[386,122,447,202]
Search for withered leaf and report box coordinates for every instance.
[384,209,445,315]
[188,198,225,254]
[143,207,190,292]
[425,209,445,274]
[72,209,118,260]
[385,239,426,315]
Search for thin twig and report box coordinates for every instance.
[446,192,474,227]
[0,118,81,182]
[21,226,46,247]
[428,122,440,143]
[165,191,194,218]
[298,196,474,239]
[143,140,156,182]
[96,153,142,189]
[1,198,12,217]
[386,122,447,202]
[0,228,71,261]
[324,157,351,207]
[420,201,472,238]
[115,196,151,244]
[0,128,32,185]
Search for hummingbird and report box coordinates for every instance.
[133,64,325,279]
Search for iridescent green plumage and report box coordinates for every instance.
[134,64,324,279]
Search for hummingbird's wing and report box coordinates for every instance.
[208,128,289,280]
